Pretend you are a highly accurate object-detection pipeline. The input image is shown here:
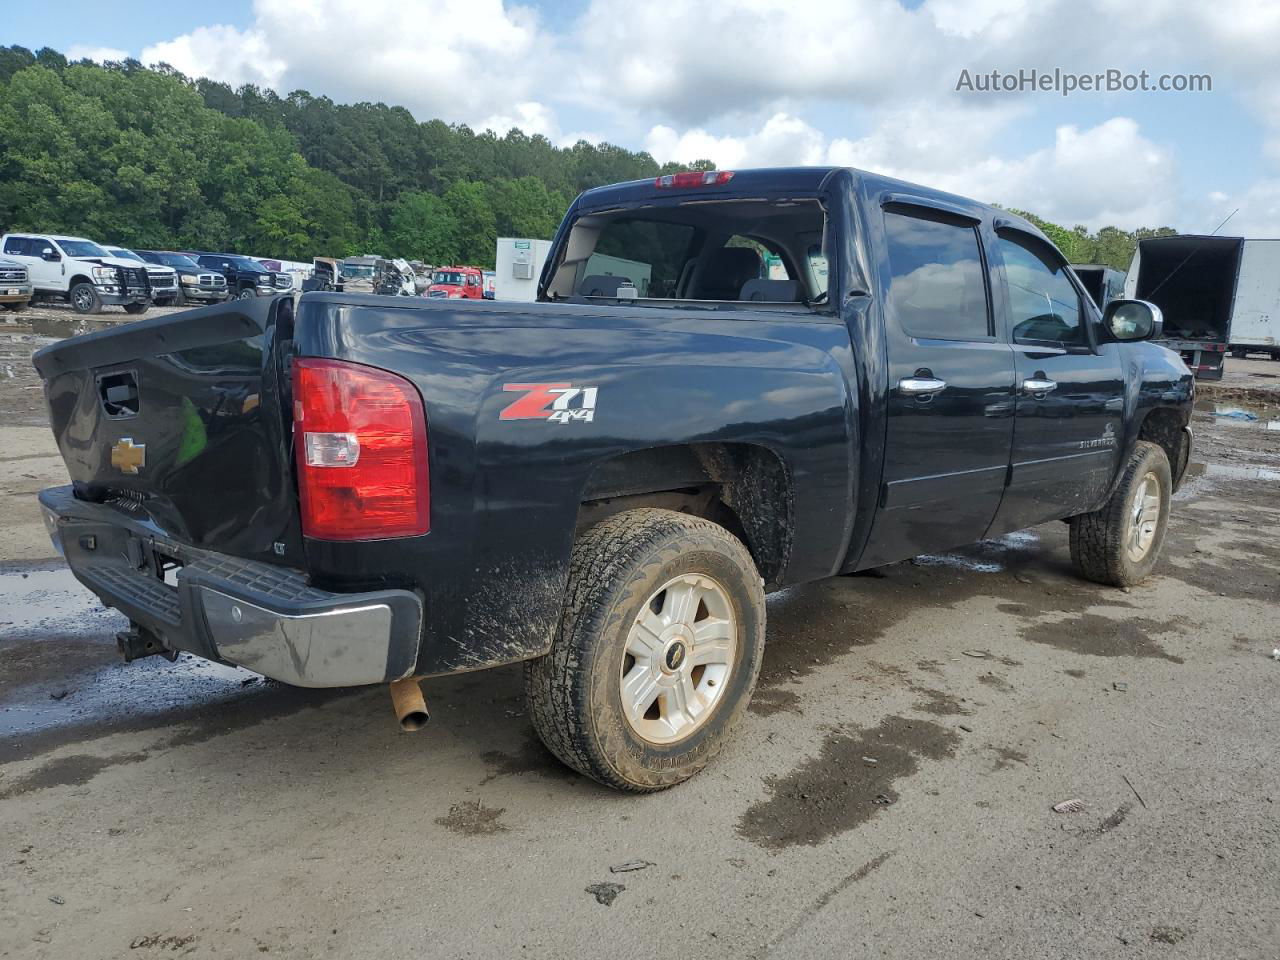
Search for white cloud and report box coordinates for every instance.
[143,0,548,123]
[646,107,1176,231]
[645,114,828,168]
[67,45,129,63]
[143,25,285,89]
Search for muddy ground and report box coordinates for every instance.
[1,343,1277,959]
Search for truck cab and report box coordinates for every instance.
[33,166,1192,792]
[0,256,33,311]
[425,266,484,299]
[187,252,282,300]
[135,250,229,304]
[106,246,180,306]
[1,233,151,314]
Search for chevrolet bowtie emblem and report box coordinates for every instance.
[111,437,146,474]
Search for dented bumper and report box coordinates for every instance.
[39,485,422,687]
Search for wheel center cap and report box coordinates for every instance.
[662,638,688,673]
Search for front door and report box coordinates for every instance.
[986,229,1125,535]
[857,204,1016,568]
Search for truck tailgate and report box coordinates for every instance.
[32,297,303,566]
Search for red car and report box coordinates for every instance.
[425,266,484,300]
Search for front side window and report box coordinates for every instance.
[997,233,1084,345]
[883,210,990,340]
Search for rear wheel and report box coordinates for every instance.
[1069,441,1171,587]
[525,508,765,791]
[70,282,101,315]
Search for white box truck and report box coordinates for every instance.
[1124,236,1280,378]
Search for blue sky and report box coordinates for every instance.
[9,0,1280,235]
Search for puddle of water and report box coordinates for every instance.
[1184,462,1280,483]
[0,654,258,740]
[1195,400,1280,431]
[0,564,273,743]
[0,567,118,637]
[912,530,1042,574]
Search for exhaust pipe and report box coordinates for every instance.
[389,677,429,731]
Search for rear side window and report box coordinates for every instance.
[589,219,695,298]
[883,211,990,340]
[997,233,1084,345]
[4,237,32,256]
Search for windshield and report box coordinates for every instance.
[229,256,268,273]
[545,197,829,309]
[59,239,111,258]
[108,247,145,262]
[433,271,468,285]
[342,263,376,279]
[155,253,201,270]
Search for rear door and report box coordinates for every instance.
[858,202,1016,567]
[986,227,1125,535]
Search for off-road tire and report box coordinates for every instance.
[123,302,148,315]
[525,508,765,792]
[1069,440,1172,587]
[70,282,102,315]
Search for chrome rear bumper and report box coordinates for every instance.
[39,485,422,687]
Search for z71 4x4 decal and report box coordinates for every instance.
[500,383,599,423]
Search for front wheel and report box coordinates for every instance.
[525,508,765,791]
[70,282,102,315]
[1069,441,1172,587]
[237,287,257,300]
[123,302,148,315]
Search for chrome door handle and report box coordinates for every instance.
[898,376,947,396]
[1022,377,1057,395]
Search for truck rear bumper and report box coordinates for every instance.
[39,485,422,688]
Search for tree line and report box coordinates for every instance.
[0,45,1173,269]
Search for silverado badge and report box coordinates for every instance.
[110,437,146,474]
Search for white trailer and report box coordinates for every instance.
[1123,235,1280,378]
[494,237,554,301]
[1228,240,1280,357]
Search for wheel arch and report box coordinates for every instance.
[1136,405,1191,489]
[577,442,794,589]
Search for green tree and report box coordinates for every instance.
[389,190,458,263]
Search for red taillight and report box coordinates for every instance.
[654,170,735,189]
[291,357,429,540]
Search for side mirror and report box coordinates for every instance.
[1103,299,1162,342]
[41,247,60,262]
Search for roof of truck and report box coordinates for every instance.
[573,166,1047,240]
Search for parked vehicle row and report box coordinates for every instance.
[0,230,308,315]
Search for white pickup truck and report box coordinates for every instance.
[105,246,180,306]
[0,232,152,315]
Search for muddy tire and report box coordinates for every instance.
[1069,441,1172,587]
[525,508,765,792]
[70,282,102,315]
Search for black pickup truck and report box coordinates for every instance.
[34,167,1193,791]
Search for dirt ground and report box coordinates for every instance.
[1,342,1278,960]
